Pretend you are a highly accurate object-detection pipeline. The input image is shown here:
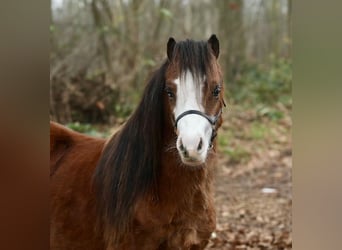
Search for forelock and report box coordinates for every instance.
[173,39,213,81]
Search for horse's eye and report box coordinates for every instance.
[213,85,221,97]
[165,88,174,98]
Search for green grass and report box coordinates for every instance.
[218,130,233,148]
[218,131,251,164]
[247,121,269,140]
[227,56,291,109]
[256,105,285,121]
[223,146,251,164]
[66,122,109,138]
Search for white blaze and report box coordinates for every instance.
[174,70,212,164]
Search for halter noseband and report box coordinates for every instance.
[174,109,222,147]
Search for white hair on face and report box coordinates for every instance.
[174,71,204,115]
[173,70,212,165]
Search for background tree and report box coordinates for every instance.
[50,0,291,124]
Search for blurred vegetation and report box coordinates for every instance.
[66,122,110,138]
[229,56,291,107]
[50,0,292,125]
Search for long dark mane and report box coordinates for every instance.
[172,39,213,78]
[93,61,168,240]
[93,38,219,243]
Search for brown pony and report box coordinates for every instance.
[50,35,225,249]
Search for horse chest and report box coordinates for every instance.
[134,188,215,248]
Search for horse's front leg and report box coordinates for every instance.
[188,240,210,250]
[157,241,209,250]
[162,228,211,250]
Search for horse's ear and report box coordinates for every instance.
[167,37,176,61]
[208,34,219,58]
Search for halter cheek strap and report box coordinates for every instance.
[174,109,222,147]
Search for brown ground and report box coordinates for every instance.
[206,106,292,250]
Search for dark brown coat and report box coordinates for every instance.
[50,35,223,250]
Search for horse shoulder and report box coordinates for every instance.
[50,121,105,175]
[50,122,107,249]
[50,122,74,176]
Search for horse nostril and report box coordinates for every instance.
[197,138,203,151]
[179,139,189,158]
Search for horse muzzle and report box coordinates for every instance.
[174,110,217,166]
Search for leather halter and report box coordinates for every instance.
[174,109,222,147]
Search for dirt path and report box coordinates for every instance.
[206,109,292,250]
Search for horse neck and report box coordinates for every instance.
[156,127,215,203]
